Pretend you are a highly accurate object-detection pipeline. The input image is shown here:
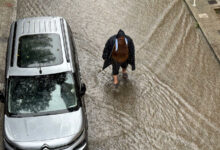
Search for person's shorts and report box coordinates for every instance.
[112,60,128,75]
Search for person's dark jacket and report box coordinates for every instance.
[102,30,135,70]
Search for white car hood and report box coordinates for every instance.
[4,108,84,149]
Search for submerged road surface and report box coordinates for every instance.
[1,0,219,149]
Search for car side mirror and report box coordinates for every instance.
[80,83,86,97]
[0,91,5,103]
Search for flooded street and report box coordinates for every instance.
[12,0,220,149]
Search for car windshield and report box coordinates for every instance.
[8,72,78,115]
[17,34,63,67]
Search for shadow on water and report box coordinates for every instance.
[103,76,138,117]
[104,77,136,96]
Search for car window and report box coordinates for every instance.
[8,72,78,115]
[17,34,63,67]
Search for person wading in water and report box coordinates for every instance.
[102,29,135,87]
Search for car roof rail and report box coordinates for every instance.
[10,22,17,67]
[60,18,70,62]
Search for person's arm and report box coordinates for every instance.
[128,38,135,70]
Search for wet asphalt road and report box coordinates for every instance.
[0,0,220,149]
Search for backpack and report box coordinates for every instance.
[111,38,129,63]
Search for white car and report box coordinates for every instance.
[0,16,88,150]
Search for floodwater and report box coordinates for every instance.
[13,0,220,149]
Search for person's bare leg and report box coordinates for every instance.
[122,68,127,74]
[113,75,118,85]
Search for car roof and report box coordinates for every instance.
[7,17,73,77]
[17,17,62,35]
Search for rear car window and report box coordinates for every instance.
[17,34,63,67]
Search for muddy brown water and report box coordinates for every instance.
[3,0,220,149]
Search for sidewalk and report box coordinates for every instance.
[0,0,17,148]
[184,0,220,63]
[0,0,17,89]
